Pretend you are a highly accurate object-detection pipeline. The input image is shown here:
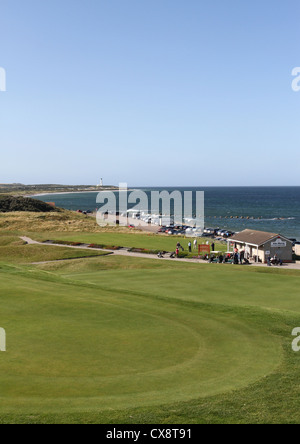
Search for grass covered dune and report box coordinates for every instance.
[0,195,58,213]
[0,212,300,423]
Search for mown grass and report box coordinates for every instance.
[0,258,300,423]
[0,263,286,418]
[0,212,300,424]
[32,231,226,255]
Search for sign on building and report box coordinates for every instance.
[271,239,287,248]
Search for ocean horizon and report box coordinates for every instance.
[35,186,300,240]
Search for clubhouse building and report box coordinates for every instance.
[228,229,293,263]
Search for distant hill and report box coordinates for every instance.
[0,195,59,213]
[0,183,117,196]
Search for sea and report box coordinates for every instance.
[34,186,300,240]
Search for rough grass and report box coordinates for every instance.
[0,195,58,213]
[0,211,226,254]
[0,211,133,233]
[0,211,102,232]
[0,232,108,264]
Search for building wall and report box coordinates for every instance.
[263,238,293,262]
[234,242,262,261]
[232,238,293,263]
[295,244,300,256]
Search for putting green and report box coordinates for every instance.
[0,269,281,413]
[70,267,300,313]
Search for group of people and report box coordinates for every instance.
[163,240,284,267]
[175,239,198,256]
[233,248,250,265]
[267,254,283,266]
[175,239,216,257]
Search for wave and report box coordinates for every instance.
[206,216,296,221]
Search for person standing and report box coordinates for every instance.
[176,241,184,251]
[211,242,215,252]
[193,239,197,250]
[188,241,192,253]
[240,250,245,264]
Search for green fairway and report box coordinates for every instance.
[0,263,282,414]
[1,223,300,423]
[68,265,300,314]
[32,230,227,254]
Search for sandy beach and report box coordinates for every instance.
[26,189,118,198]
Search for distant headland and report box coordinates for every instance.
[0,183,118,197]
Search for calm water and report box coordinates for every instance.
[35,187,300,240]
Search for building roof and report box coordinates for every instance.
[229,229,291,247]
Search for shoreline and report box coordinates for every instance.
[26,189,121,198]
[28,191,100,198]
[28,189,299,241]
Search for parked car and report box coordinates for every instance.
[223,231,234,238]
[158,227,167,233]
[166,229,174,235]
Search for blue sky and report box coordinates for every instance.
[0,0,299,186]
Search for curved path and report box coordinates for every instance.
[20,236,202,264]
[20,236,300,269]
